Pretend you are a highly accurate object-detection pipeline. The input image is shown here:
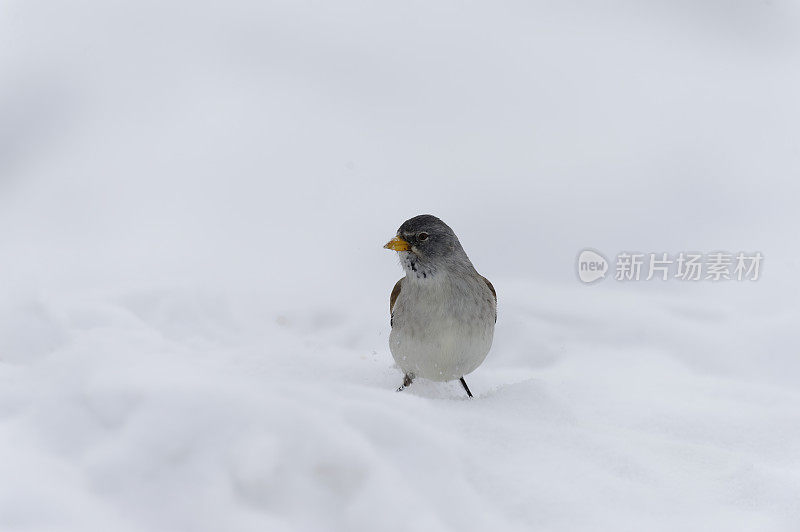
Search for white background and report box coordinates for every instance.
[1,1,799,531]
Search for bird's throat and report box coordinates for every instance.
[401,252,436,280]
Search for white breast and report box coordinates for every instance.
[389,272,495,382]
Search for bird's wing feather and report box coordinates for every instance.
[481,276,496,302]
[390,278,402,327]
[481,276,497,323]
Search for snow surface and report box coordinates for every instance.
[2,1,800,531]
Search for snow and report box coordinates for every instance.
[2,283,799,531]
[2,1,800,531]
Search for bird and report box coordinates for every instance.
[384,214,496,398]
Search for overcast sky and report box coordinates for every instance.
[2,0,798,301]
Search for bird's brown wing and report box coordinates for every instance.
[481,276,497,323]
[389,278,402,327]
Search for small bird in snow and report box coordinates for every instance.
[384,214,496,397]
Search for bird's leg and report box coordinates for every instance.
[459,377,473,398]
[396,373,414,392]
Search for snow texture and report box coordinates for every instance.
[2,1,800,531]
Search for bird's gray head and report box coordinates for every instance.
[384,214,473,279]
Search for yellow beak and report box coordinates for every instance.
[384,235,411,251]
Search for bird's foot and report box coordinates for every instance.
[459,377,473,398]
[396,373,414,392]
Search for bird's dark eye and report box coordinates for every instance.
[418,232,429,241]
